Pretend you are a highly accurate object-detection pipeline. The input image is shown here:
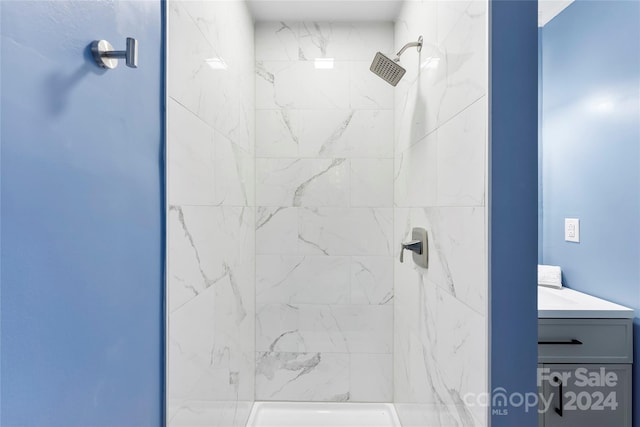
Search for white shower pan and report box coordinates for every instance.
[246,402,402,427]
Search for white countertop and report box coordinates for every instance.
[538,286,634,319]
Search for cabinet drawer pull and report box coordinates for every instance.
[538,339,583,345]
[553,376,564,417]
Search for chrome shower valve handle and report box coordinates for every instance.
[400,240,422,263]
[399,227,429,268]
[91,37,138,69]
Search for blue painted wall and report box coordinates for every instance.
[490,1,539,426]
[540,0,640,306]
[540,1,640,425]
[0,1,164,426]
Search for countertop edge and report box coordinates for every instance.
[538,309,635,319]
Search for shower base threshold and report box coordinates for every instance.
[246,402,401,427]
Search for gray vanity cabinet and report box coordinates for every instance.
[537,318,633,427]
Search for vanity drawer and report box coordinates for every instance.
[538,318,633,363]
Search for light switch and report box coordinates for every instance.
[565,218,580,243]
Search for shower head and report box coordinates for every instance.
[369,35,423,87]
[370,53,406,87]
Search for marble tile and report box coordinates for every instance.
[436,0,474,44]
[168,284,217,400]
[436,288,487,425]
[167,1,216,120]
[167,98,215,206]
[350,354,393,402]
[215,131,255,207]
[256,303,304,353]
[256,255,350,305]
[394,208,439,405]
[427,207,486,315]
[395,55,448,149]
[298,109,354,157]
[296,60,350,109]
[435,0,488,127]
[350,256,393,305]
[298,22,394,61]
[349,61,394,109]
[395,281,486,427]
[180,1,255,70]
[167,400,253,427]
[394,0,438,87]
[395,132,438,208]
[212,263,256,403]
[339,110,395,158]
[255,22,299,61]
[393,208,487,425]
[256,158,349,207]
[295,114,393,160]
[252,20,405,406]
[168,1,254,148]
[168,206,255,400]
[168,280,255,402]
[298,109,395,159]
[393,271,439,404]
[395,1,460,146]
[298,208,393,256]
[350,159,393,207]
[257,59,351,110]
[394,79,423,154]
[190,1,256,111]
[300,305,393,353]
[167,0,256,413]
[255,207,298,254]
[393,25,449,152]
[393,0,488,422]
[256,61,301,109]
[255,109,300,158]
[167,205,227,311]
[436,98,486,207]
[255,352,349,401]
[394,206,486,315]
[256,304,393,354]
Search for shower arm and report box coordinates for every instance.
[393,36,423,62]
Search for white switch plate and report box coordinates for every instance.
[565,218,580,243]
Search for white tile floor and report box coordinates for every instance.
[246,402,402,427]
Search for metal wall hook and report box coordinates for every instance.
[91,38,138,69]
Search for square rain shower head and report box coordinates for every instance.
[370,52,406,87]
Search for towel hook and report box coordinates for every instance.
[91,38,138,69]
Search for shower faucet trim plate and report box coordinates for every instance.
[400,227,429,268]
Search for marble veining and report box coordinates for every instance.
[257,158,348,207]
[393,0,488,425]
[255,21,394,403]
[167,1,255,425]
[318,111,354,156]
[257,255,350,305]
[257,303,393,354]
[171,8,488,417]
[256,109,300,158]
[300,22,331,58]
[255,352,349,401]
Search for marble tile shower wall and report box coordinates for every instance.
[392,1,488,427]
[254,22,395,402]
[167,2,255,426]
